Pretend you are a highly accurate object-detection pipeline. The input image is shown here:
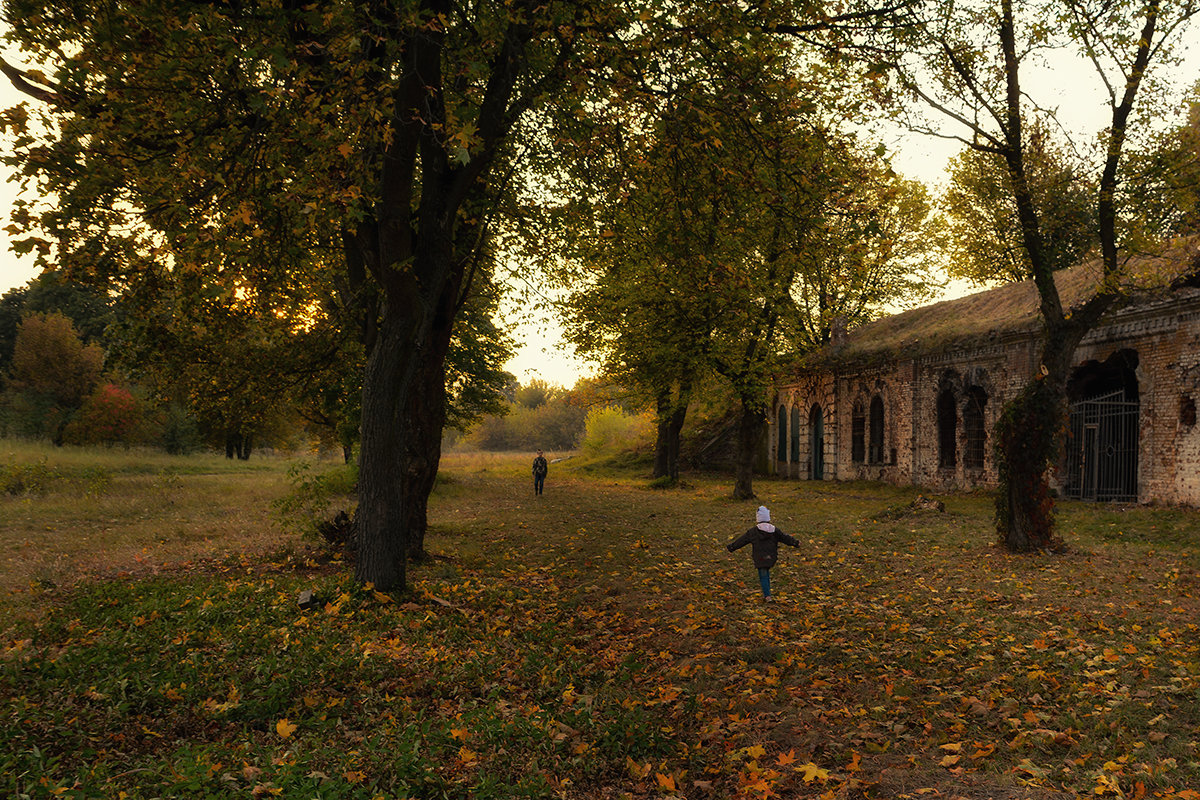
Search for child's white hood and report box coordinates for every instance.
[756,522,776,533]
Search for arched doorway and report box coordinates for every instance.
[776,405,787,463]
[809,404,825,480]
[1064,349,1140,501]
[790,406,801,464]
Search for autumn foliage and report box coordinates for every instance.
[61,383,142,446]
[1,453,1199,798]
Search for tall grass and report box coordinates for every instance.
[0,439,326,606]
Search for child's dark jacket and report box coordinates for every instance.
[727,524,798,569]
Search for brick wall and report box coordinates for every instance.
[771,290,1200,506]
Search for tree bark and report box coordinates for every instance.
[732,398,763,500]
[353,315,414,591]
[667,403,685,481]
[996,322,1084,550]
[401,280,458,563]
[653,391,671,479]
[224,431,252,460]
[652,381,690,481]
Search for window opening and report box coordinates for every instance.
[851,402,865,463]
[869,395,885,464]
[937,388,957,469]
[963,387,987,470]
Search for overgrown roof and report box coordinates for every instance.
[808,239,1200,369]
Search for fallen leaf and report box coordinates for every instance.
[798,762,829,782]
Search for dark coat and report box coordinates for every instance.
[727,523,799,569]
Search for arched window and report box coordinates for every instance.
[790,406,801,462]
[937,389,957,469]
[963,387,987,470]
[851,402,866,463]
[776,405,787,461]
[869,396,885,464]
[809,404,825,480]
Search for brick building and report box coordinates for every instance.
[770,244,1200,504]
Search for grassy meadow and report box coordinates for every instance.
[2,442,1200,799]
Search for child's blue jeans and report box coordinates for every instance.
[757,568,771,597]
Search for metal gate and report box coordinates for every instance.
[1063,390,1139,502]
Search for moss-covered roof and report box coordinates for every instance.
[810,239,1200,368]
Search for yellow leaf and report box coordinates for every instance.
[655,773,676,791]
[971,743,996,759]
[458,747,478,764]
[939,742,962,752]
[940,754,961,767]
[275,718,297,739]
[745,744,766,760]
[777,749,797,766]
[450,727,469,741]
[799,762,829,782]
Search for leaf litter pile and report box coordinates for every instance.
[2,462,1199,799]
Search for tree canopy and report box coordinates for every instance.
[552,41,938,492]
[858,0,1199,548]
[2,0,631,588]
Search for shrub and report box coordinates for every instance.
[274,461,358,541]
[465,399,586,451]
[62,383,143,446]
[0,460,61,495]
[582,405,654,455]
[157,403,203,455]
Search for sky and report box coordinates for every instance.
[2,27,1198,387]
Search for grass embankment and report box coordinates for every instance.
[2,446,1199,799]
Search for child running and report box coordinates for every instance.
[727,506,798,602]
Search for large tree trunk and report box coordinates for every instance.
[653,391,671,479]
[666,403,686,481]
[352,175,471,587]
[732,399,763,500]
[401,285,457,563]
[354,316,413,591]
[994,325,1083,550]
[224,431,252,460]
[652,379,691,481]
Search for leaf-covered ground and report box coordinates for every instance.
[3,453,1199,799]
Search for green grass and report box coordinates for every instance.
[2,447,1200,799]
[0,441,314,604]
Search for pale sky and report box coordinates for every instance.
[2,26,1197,387]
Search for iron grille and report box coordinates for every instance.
[1063,390,1139,502]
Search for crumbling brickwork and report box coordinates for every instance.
[771,288,1200,506]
